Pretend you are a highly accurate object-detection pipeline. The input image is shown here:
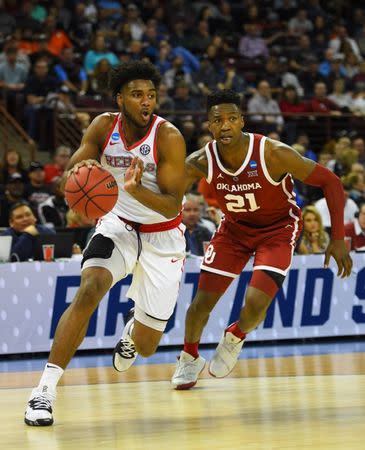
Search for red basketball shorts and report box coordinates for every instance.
[200,216,302,279]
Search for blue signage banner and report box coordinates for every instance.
[0,254,364,355]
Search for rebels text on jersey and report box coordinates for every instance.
[100,113,171,224]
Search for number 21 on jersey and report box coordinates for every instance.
[224,193,260,213]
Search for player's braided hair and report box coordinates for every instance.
[206,89,242,112]
[109,61,162,98]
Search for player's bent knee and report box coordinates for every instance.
[135,340,159,358]
[244,300,267,321]
[133,307,166,356]
[250,269,285,299]
[244,289,273,321]
[76,268,112,308]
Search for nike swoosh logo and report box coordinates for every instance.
[171,258,182,263]
[109,141,118,145]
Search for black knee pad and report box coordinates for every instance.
[263,269,285,288]
[81,234,115,267]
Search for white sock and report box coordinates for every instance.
[37,363,64,392]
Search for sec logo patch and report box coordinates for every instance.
[140,144,151,156]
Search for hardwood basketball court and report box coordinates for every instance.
[1,349,364,449]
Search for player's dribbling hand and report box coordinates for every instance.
[67,159,102,176]
[124,156,144,194]
[324,239,353,278]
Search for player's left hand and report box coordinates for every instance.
[324,239,353,278]
[124,156,144,194]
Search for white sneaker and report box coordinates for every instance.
[112,314,138,372]
[209,332,244,378]
[24,386,56,426]
[171,350,206,390]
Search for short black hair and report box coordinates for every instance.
[109,61,162,98]
[206,89,242,112]
[9,201,31,219]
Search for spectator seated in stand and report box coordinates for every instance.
[0,148,28,185]
[343,172,365,206]
[279,85,308,114]
[182,194,213,256]
[327,137,358,178]
[351,162,365,177]
[83,34,118,75]
[294,133,317,161]
[24,161,51,218]
[328,78,353,111]
[53,47,88,96]
[298,205,330,254]
[217,58,246,93]
[1,202,54,261]
[315,186,359,234]
[345,202,365,251]
[45,85,90,133]
[38,177,69,228]
[247,79,284,134]
[23,58,60,143]
[0,173,26,227]
[0,45,28,114]
[307,81,342,115]
[86,58,113,100]
[238,23,269,63]
[279,85,308,144]
[44,145,72,185]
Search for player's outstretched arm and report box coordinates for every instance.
[184,148,209,192]
[124,122,186,219]
[267,139,353,278]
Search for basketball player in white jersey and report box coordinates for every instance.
[25,61,187,426]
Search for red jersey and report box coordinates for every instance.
[344,221,365,250]
[205,133,302,227]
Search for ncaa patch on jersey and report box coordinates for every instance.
[140,144,151,156]
[111,132,120,141]
[249,160,257,169]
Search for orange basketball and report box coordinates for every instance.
[64,165,118,219]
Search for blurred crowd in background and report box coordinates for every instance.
[0,0,365,259]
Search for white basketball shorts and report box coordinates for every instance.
[82,212,186,327]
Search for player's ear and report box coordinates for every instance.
[116,92,123,109]
[241,114,245,128]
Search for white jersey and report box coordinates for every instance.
[101,113,175,224]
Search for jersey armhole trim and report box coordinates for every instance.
[101,113,119,155]
[205,142,214,184]
[153,119,167,165]
[259,136,281,186]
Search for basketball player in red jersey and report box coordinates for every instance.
[25,61,187,426]
[172,89,352,389]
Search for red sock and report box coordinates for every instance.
[183,340,199,358]
[226,321,246,340]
